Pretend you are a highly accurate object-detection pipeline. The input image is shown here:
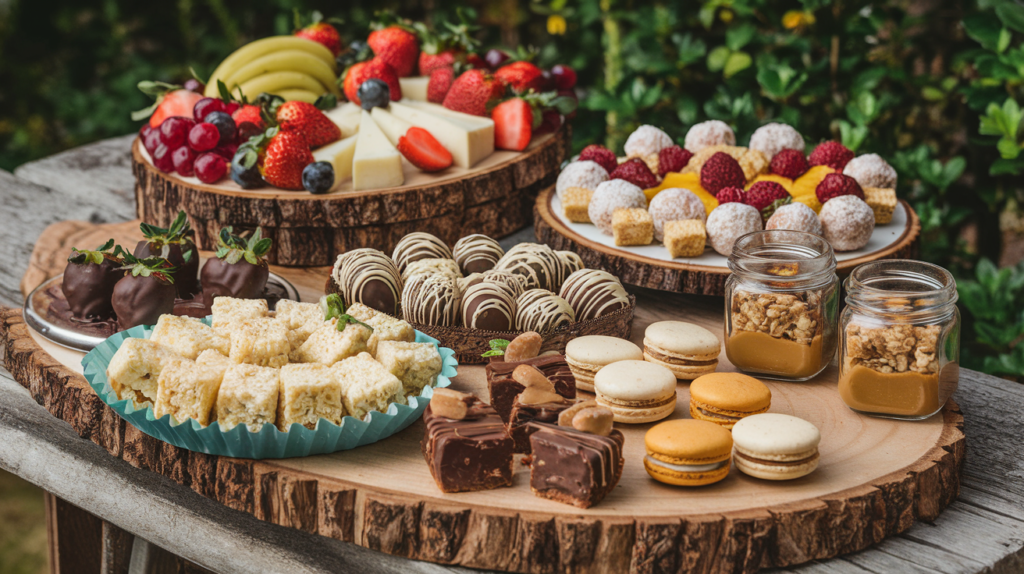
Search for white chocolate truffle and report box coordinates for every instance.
[556,160,608,199]
[819,196,875,251]
[624,125,674,158]
[706,203,762,256]
[647,188,707,242]
[684,120,736,154]
[587,180,647,235]
[766,203,823,236]
[843,153,897,189]
[748,123,805,160]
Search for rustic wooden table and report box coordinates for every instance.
[1,135,1023,574]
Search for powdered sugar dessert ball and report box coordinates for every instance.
[588,180,647,235]
[624,125,674,158]
[648,188,707,242]
[819,195,875,251]
[844,153,897,189]
[766,203,823,236]
[748,123,805,160]
[684,120,736,153]
[556,160,608,199]
[706,203,762,256]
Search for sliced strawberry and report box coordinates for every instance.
[232,104,264,129]
[492,98,533,151]
[150,90,204,128]
[397,127,453,172]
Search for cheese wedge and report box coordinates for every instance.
[389,101,494,168]
[312,134,358,191]
[353,111,403,191]
[325,102,362,138]
[369,107,414,147]
[398,77,429,102]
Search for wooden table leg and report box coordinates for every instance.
[101,521,134,574]
[45,491,103,574]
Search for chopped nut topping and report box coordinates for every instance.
[844,323,941,374]
[572,407,614,435]
[731,290,821,345]
[767,263,799,277]
[557,400,598,427]
[431,388,474,419]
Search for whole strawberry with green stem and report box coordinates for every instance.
[201,227,273,306]
[62,238,123,321]
[111,247,178,331]
[274,101,340,148]
[293,10,343,56]
[134,211,199,299]
[251,126,314,190]
[131,81,204,128]
[418,8,481,76]
[442,69,506,116]
[367,11,420,77]
[342,58,402,105]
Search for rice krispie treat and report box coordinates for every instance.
[556,160,608,200]
[364,313,416,357]
[376,341,443,397]
[588,179,647,235]
[107,338,182,406]
[562,186,594,223]
[612,208,655,246]
[211,297,269,338]
[229,317,290,367]
[624,125,674,158]
[333,352,403,419]
[863,187,897,224]
[196,348,233,379]
[153,357,226,426]
[664,219,707,258]
[277,363,346,430]
[215,363,280,432]
[684,120,736,153]
[344,302,378,322]
[150,314,229,359]
[275,300,324,349]
[291,319,371,365]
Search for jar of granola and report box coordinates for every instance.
[725,230,839,381]
[838,260,960,420]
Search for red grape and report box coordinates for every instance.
[143,128,162,154]
[193,97,225,122]
[194,152,227,183]
[236,121,263,142]
[188,123,220,152]
[172,146,197,176]
[484,49,510,70]
[223,101,241,115]
[183,78,205,93]
[158,116,194,150]
[152,144,175,172]
[211,144,238,160]
[551,65,577,90]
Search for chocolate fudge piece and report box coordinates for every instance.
[529,423,625,509]
[485,355,576,423]
[508,394,573,454]
[422,399,514,493]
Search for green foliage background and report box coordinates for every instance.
[0,0,1022,378]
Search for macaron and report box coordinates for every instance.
[644,419,733,486]
[594,360,677,424]
[566,336,644,393]
[688,372,771,430]
[732,413,821,480]
[643,321,721,380]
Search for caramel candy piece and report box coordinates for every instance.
[558,399,599,427]
[512,364,555,392]
[431,388,474,420]
[505,331,542,362]
[519,386,567,405]
[573,407,614,436]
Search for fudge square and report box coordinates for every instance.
[485,355,577,423]
[215,363,280,432]
[421,397,514,493]
[277,363,346,431]
[529,423,625,508]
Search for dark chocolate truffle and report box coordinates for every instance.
[493,243,563,292]
[461,281,516,331]
[558,269,630,321]
[332,248,403,315]
[458,269,528,299]
[453,235,504,275]
[402,273,461,326]
[392,232,453,274]
[515,290,575,332]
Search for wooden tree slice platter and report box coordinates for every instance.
[133,124,570,267]
[534,186,921,296]
[7,220,963,574]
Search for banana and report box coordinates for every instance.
[238,71,329,100]
[277,89,321,103]
[224,50,340,97]
[205,36,335,97]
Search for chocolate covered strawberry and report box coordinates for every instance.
[62,239,123,321]
[134,211,199,299]
[201,227,272,306]
[111,249,178,331]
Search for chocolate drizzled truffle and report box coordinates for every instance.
[515,290,575,332]
[493,243,564,292]
[461,281,516,331]
[453,235,505,275]
[392,232,453,274]
[402,273,461,326]
[559,269,630,322]
[401,258,462,283]
[459,270,529,299]
[556,251,584,281]
[332,248,403,315]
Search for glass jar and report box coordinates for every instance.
[838,260,960,420]
[725,230,839,381]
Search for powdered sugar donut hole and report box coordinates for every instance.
[684,120,736,154]
[819,196,875,251]
[588,180,648,235]
[556,160,609,199]
[624,125,674,158]
[748,123,805,160]
[648,188,707,242]
[843,153,897,189]
[706,203,762,256]
[766,202,823,236]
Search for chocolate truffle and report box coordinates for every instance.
[684,120,736,154]
[587,180,647,235]
[766,203,823,236]
[706,203,763,256]
[401,258,462,283]
[402,273,461,326]
[556,160,608,200]
[748,123,805,160]
[392,232,453,274]
[819,195,875,251]
[515,289,575,333]
[559,269,630,322]
[647,188,707,242]
[62,240,122,321]
[843,153,897,189]
[331,248,403,315]
[453,234,504,275]
[493,243,564,292]
[459,269,529,299]
[556,251,583,281]
[461,281,516,331]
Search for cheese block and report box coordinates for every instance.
[398,77,429,102]
[369,107,414,147]
[388,101,494,168]
[353,111,404,191]
[312,134,358,191]
[325,102,362,138]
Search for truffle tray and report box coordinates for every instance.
[534,185,921,296]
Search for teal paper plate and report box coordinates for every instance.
[81,318,456,459]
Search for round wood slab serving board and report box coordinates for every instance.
[6,220,963,574]
[534,185,922,296]
[133,124,570,267]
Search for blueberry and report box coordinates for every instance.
[205,111,237,146]
[357,79,390,110]
[230,147,263,189]
[302,162,335,194]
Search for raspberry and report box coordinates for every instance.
[815,173,864,204]
[609,158,659,189]
[657,145,693,176]
[808,141,854,171]
[699,152,746,194]
[769,149,809,179]
[578,144,618,174]
[715,186,745,205]
[745,181,792,219]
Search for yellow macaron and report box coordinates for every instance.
[644,419,733,486]
[689,372,771,430]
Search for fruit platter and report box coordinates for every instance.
[132,12,579,266]
[535,122,920,295]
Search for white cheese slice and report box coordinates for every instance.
[352,111,403,191]
[311,134,357,191]
[324,102,362,138]
[388,101,494,168]
[398,76,429,102]
[369,107,414,147]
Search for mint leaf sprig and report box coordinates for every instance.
[481,338,511,358]
[114,245,178,284]
[320,293,374,333]
[215,226,273,265]
[140,210,193,244]
[68,238,119,265]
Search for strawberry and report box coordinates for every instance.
[427,67,455,104]
[578,144,617,174]
[466,53,487,68]
[420,49,462,77]
[367,26,419,77]
[443,69,506,116]
[815,173,864,203]
[494,61,545,93]
[658,145,693,176]
[744,181,792,219]
[343,58,402,105]
[275,101,340,148]
[231,104,264,129]
[419,11,480,76]
[716,186,745,205]
[260,130,314,190]
[492,98,533,151]
[145,89,203,128]
[293,11,342,56]
[769,149,809,179]
[808,141,854,171]
[700,152,746,194]
[610,158,660,189]
[397,127,453,171]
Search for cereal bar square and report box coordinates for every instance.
[229,317,290,367]
[563,186,595,223]
[154,358,225,426]
[333,352,402,420]
[364,313,416,357]
[277,363,345,430]
[290,320,371,365]
[106,338,181,406]
[211,297,268,338]
[863,187,897,225]
[150,314,229,359]
[215,363,280,432]
[612,208,654,246]
[275,300,324,349]
[375,341,442,397]
[664,219,707,258]
[344,302,378,322]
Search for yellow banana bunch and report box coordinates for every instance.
[204,36,340,100]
